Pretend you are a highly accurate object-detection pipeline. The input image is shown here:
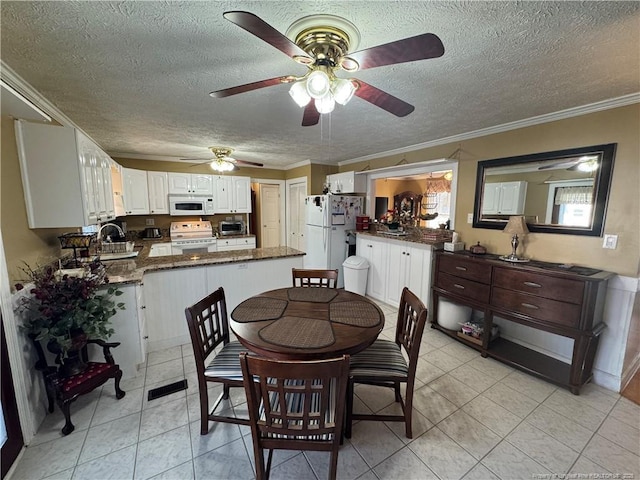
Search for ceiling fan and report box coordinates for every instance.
[209,11,445,126]
[537,155,600,172]
[181,147,264,172]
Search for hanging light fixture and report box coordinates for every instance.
[288,69,356,114]
[210,159,235,172]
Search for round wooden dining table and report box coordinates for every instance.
[229,287,385,360]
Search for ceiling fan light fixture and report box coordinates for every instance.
[210,159,235,172]
[306,69,331,99]
[315,94,335,114]
[577,160,599,172]
[332,77,356,105]
[289,81,311,107]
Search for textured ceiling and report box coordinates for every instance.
[1,1,639,169]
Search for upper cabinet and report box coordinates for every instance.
[168,173,213,195]
[15,120,115,227]
[214,176,252,213]
[122,168,150,215]
[481,181,527,215]
[147,171,169,214]
[326,171,366,194]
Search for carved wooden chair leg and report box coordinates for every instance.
[114,370,126,399]
[60,400,74,435]
[394,383,402,402]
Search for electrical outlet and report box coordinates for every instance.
[602,234,618,249]
[467,213,473,224]
[145,218,155,226]
[238,263,248,270]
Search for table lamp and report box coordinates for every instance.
[500,215,530,262]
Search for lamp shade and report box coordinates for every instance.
[315,95,335,114]
[289,81,311,107]
[332,78,356,105]
[306,70,331,99]
[503,216,529,235]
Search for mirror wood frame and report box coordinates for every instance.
[472,143,616,236]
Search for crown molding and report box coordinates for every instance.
[339,93,640,166]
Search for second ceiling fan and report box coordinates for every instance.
[210,11,445,126]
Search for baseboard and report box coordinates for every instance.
[592,368,621,392]
[147,335,190,353]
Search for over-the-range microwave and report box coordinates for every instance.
[168,195,214,216]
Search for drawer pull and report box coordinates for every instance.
[455,266,467,271]
[523,281,542,288]
[453,284,465,290]
[521,302,539,310]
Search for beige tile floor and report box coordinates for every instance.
[9,300,640,480]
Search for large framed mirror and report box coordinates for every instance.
[472,143,616,236]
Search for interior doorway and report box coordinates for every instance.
[259,183,281,248]
[286,177,307,251]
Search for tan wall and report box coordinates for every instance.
[309,164,339,195]
[1,117,68,284]
[344,105,640,277]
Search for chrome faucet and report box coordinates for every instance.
[97,223,125,243]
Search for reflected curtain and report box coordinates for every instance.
[554,186,593,205]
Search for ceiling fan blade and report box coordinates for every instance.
[302,103,320,126]
[538,160,580,171]
[235,159,264,167]
[353,80,415,117]
[348,33,444,71]
[210,77,289,98]
[223,11,310,60]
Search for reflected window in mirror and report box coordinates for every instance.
[473,144,616,236]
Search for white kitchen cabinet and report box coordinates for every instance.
[326,171,366,194]
[356,236,388,301]
[122,168,150,215]
[216,236,256,252]
[385,241,433,308]
[214,175,252,213]
[167,172,213,195]
[15,120,116,227]
[481,181,527,215]
[147,171,169,214]
[111,163,126,217]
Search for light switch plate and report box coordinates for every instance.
[602,234,618,249]
[467,213,473,224]
[145,218,155,226]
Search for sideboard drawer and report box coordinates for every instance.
[493,268,584,304]
[437,272,491,304]
[491,287,581,328]
[439,255,492,284]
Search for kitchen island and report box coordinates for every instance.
[97,242,305,376]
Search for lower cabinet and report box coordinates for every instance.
[216,236,257,252]
[356,234,435,309]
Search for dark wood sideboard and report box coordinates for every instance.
[431,251,614,394]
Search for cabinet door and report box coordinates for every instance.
[481,183,501,214]
[95,151,115,221]
[191,174,213,195]
[214,176,233,213]
[80,149,100,224]
[366,238,388,301]
[122,168,150,215]
[407,244,431,307]
[499,181,527,214]
[147,171,169,214]
[232,176,252,213]
[167,172,192,194]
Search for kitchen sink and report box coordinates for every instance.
[99,250,139,261]
[98,241,139,261]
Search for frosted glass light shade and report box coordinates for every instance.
[289,81,311,107]
[315,95,335,114]
[210,160,235,172]
[332,78,356,105]
[306,70,331,99]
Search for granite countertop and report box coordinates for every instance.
[356,229,448,246]
[103,240,304,285]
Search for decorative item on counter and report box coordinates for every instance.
[58,232,96,266]
[469,242,487,255]
[355,216,370,231]
[444,231,464,251]
[500,215,530,262]
[420,228,453,243]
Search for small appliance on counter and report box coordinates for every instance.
[218,219,245,236]
[142,227,162,239]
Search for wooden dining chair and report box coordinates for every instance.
[291,268,339,288]
[240,353,350,480]
[185,287,250,434]
[345,287,428,439]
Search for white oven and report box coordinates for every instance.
[169,195,214,216]
[170,221,217,255]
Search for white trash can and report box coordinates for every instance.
[342,256,369,296]
[437,299,472,331]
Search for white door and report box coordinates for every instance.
[147,171,169,214]
[260,183,280,248]
[287,180,307,251]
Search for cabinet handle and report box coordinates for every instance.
[453,284,465,289]
[406,253,410,256]
[523,281,542,288]
[402,252,406,255]
[455,266,467,271]
[143,335,149,340]
[521,303,539,309]
[141,305,146,309]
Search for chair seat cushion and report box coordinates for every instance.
[60,362,118,393]
[349,340,408,379]
[204,341,245,381]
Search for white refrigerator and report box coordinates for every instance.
[303,194,364,288]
